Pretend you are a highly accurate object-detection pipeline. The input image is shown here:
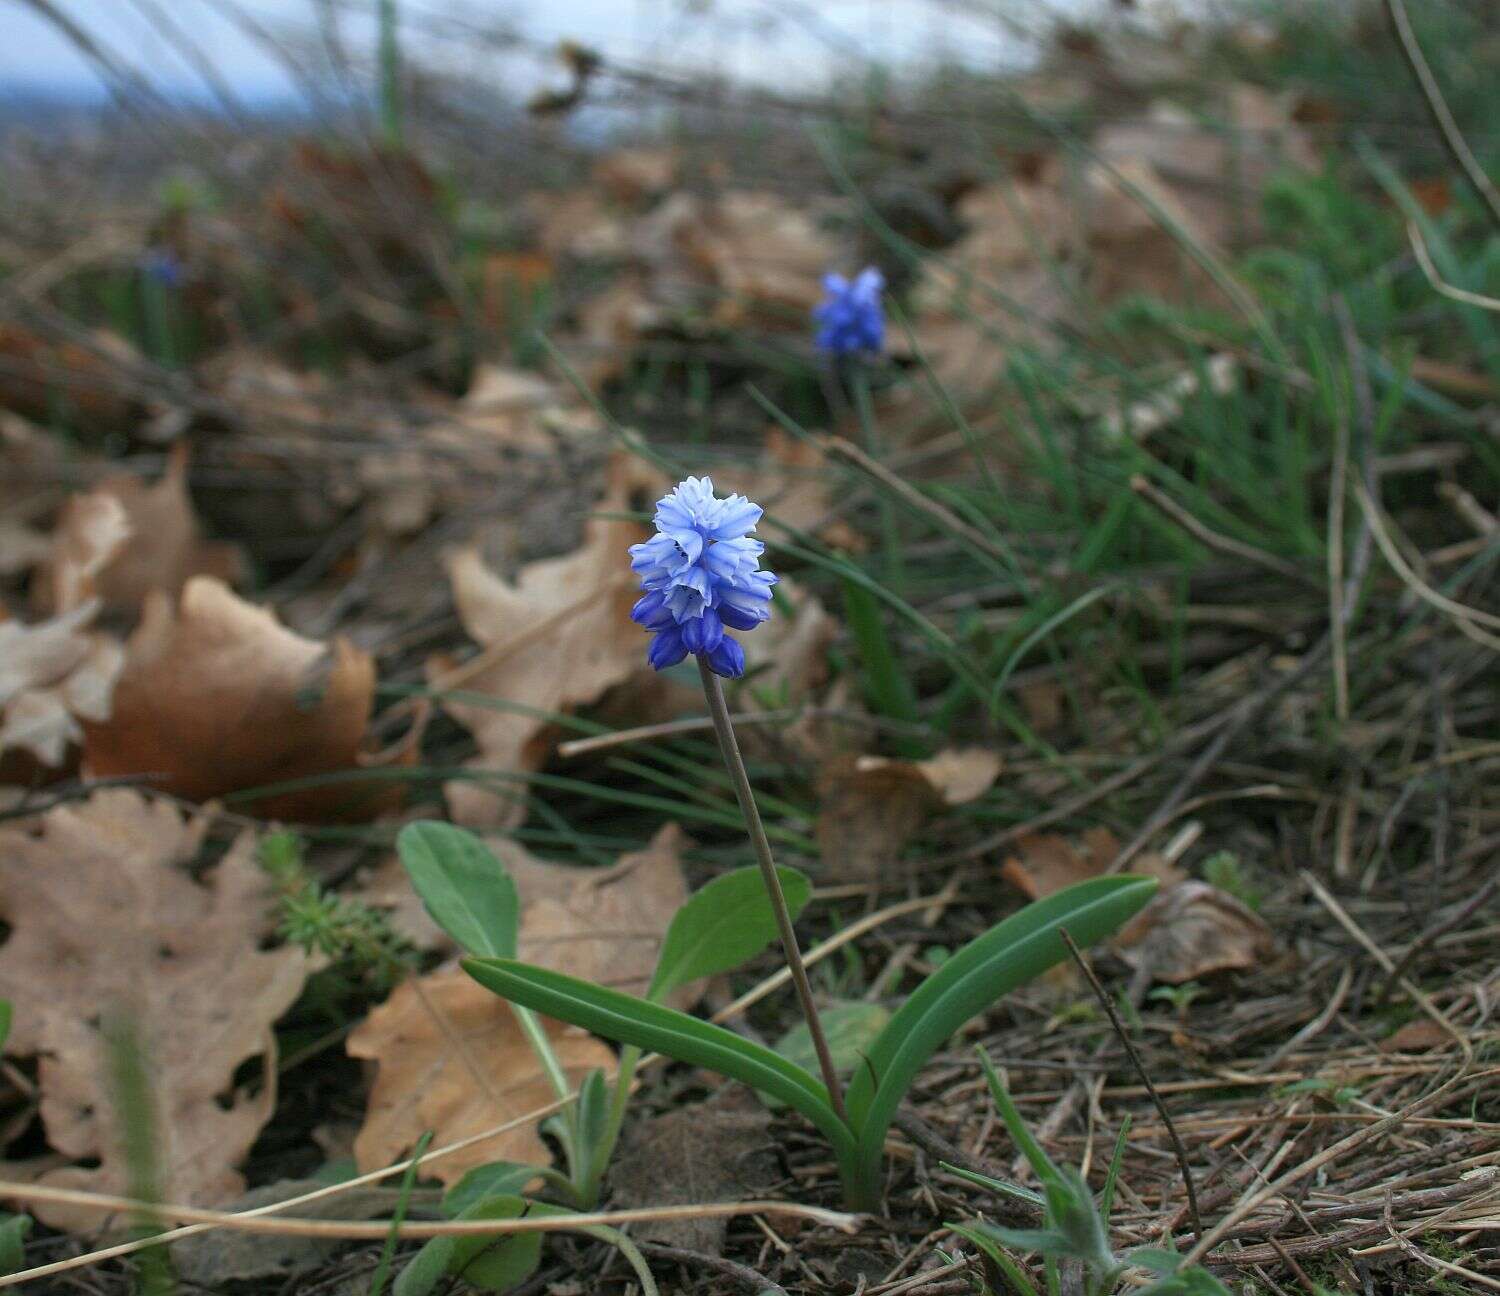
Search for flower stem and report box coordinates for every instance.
[697,658,848,1123]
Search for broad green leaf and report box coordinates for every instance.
[448,1198,543,1292]
[393,1234,453,1296]
[462,958,855,1163]
[846,877,1156,1193]
[763,1001,889,1110]
[398,822,519,958]
[490,1198,659,1296]
[443,1163,541,1218]
[1127,1248,1186,1276]
[0,1002,12,1055]
[648,865,811,1003]
[0,1214,30,1275]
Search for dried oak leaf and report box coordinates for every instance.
[347,965,615,1187]
[0,791,314,1232]
[514,823,691,1002]
[430,455,660,827]
[1004,831,1278,984]
[0,498,126,771]
[1001,827,1124,901]
[355,824,693,1005]
[1113,880,1278,985]
[817,748,1001,883]
[38,443,243,616]
[82,576,423,821]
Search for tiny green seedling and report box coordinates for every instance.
[947,1049,1230,1296]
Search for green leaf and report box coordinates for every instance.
[480,1198,661,1296]
[846,877,1156,1195]
[648,865,811,1003]
[574,1067,610,1159]
[448,1198,543,1292]
[947,1222,1042,1296]
[392,1235,453,1296]
[0,1214,30,1275]
[0,1002,12,1055]
[977,1048,1065,1194]
[1127,1247,1186,1276]
[763,1001,889,1110]
[938,1162,1044,1208]
[969,1222,1074,1256]
[398,822,519,958]
[462,958,855,1163]
[443,1163,541,1218]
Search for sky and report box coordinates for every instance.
[0,1,1092,105]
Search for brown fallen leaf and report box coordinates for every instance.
[609,1086,777,1254]
[1113,880,1279,984]
[355,824,694,1005]
[1095,85,1318,249]
[0,499,126,771]
[1378,1019,1454,1054]
[0,605,123,771]
[82,576,423,821]
[1001,827,1125,901]
[431,454,661,827]
[688,191,838,327]
[347,965,615,1188]
[0,791,314,1232]
[1003,829,1274,982]
[742,576,836,703]
[817,748,1002,883]
[592,146,681,207]
[38,443,243,617]
[514,823,692,1001]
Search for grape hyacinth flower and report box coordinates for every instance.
[632,475,846,1120]
[628,476,777,679]
[813,266,885,356]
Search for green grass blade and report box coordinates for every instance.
[370,1130,431,1296]
[462,958,856,1162]
[846,878,1157,1184]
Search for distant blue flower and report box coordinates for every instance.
[814,267,884,356]
[140,247,183,289]
[628,476,777,679]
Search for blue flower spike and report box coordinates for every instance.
[813,266,885,356]
[628,476,777,679]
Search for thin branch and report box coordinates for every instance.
[0,1180,860,1241]
[1386,0,1500,231]
[1129,475,1320,588]
[1407,220,1500,312]
[1057,928,1202,1245]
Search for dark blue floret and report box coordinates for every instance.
[813,267,885,356]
